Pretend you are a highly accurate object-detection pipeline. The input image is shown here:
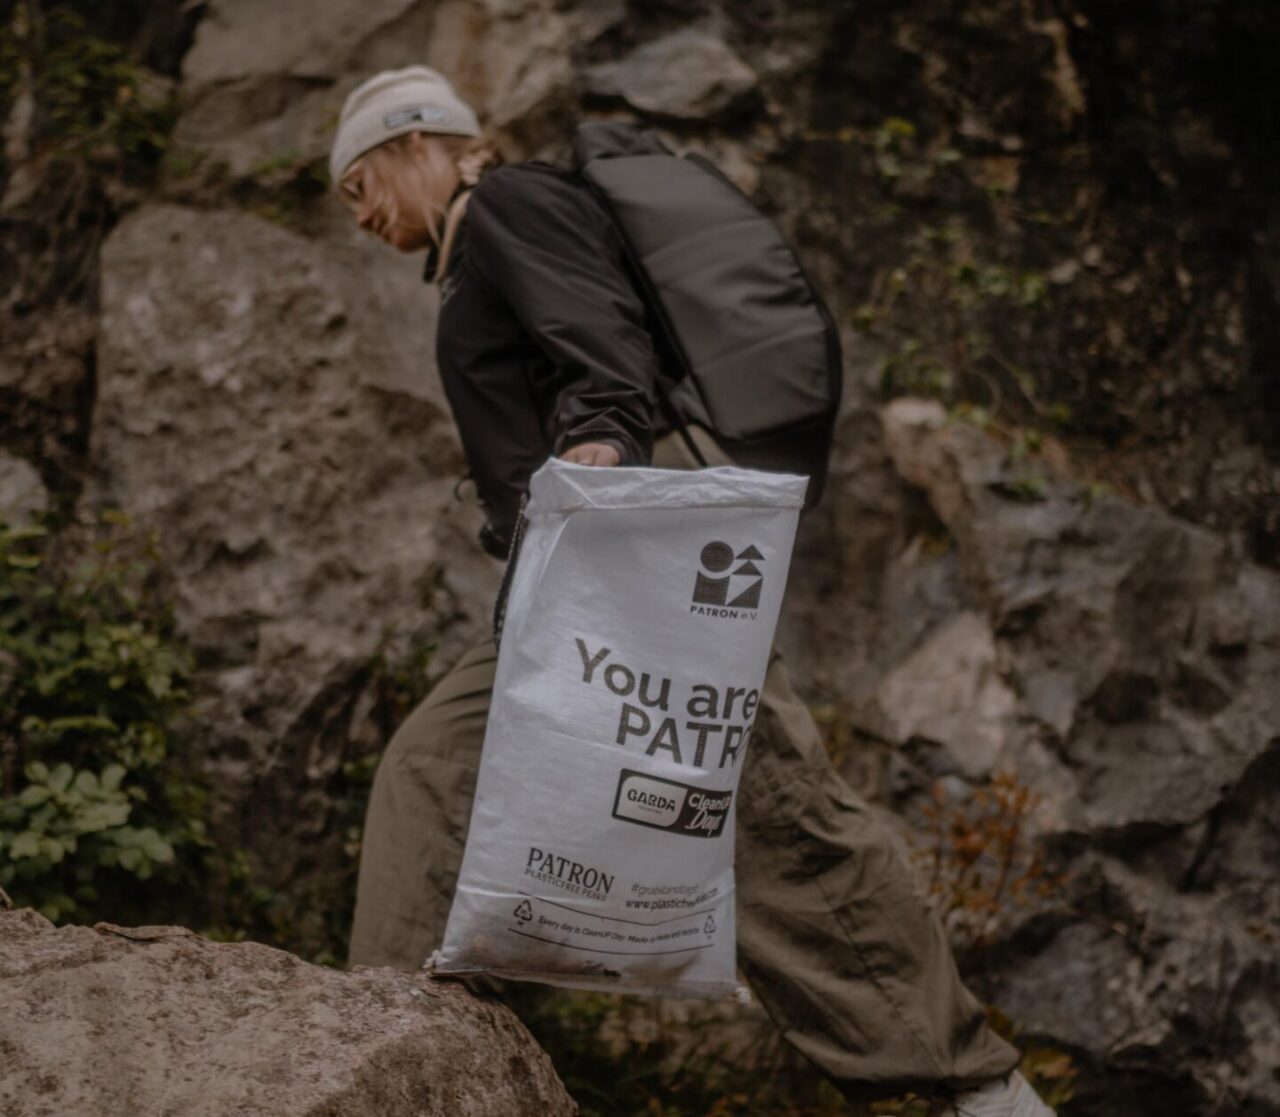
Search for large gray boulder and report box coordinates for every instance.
[584,29,758,120]
[0,907,576,1116]
[90,203,500,892]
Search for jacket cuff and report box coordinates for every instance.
[555,431,648,467]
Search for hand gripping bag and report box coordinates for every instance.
[430,458,806,999]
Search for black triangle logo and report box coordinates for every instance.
[737,545,763,560]
[732,560,762,577]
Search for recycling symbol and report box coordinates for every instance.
[703,915,716,935]
[513,900,533,923]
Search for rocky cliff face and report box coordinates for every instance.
[733,0,1280,564]
[873,401,1278,1116]
[91,201,499,886]
[3,1,1278,1114]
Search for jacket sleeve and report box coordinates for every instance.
[464,168,658,465]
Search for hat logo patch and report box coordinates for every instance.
[384,105,450,129]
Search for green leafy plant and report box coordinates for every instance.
[0,514,205,924]
[514,988,852,1117]
[984,1008,1079,1109]
[202,615,445,966]
[0,5,173,162]
[949,262,1048,309]
[519,986,1074,1115]
[217,745,383,968]
[878,336,953,399]
[1,3,177,304]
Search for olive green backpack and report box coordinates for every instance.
[573,120,842,508]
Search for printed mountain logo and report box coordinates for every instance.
[692,541,764,618]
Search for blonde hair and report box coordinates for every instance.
[341,133,503,247]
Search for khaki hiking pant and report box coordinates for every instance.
[349,429,1018,1101]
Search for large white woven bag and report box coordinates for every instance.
[431,458,805,999]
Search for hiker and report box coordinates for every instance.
[331,65,1053,1117]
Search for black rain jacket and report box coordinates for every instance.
[429,161,672,556]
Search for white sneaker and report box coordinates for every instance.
[942,1070,1056,1116]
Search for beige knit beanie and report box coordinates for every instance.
[329,65,481,185]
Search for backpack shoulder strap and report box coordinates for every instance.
[572,123,707,467]
[430,188,473,285]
